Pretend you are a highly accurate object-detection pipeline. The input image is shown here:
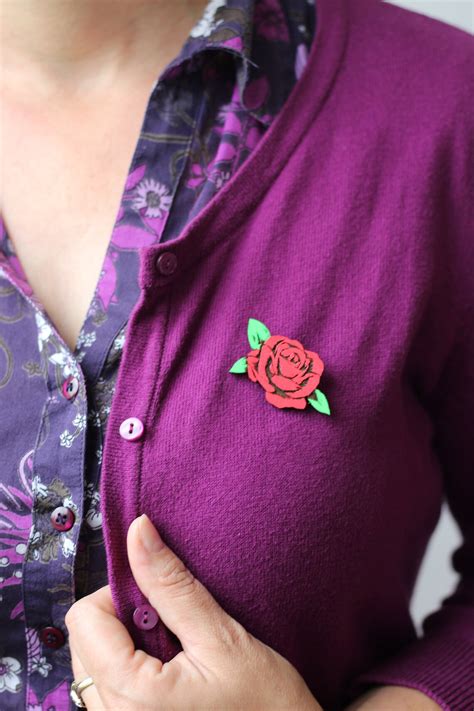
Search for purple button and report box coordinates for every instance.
[62,375,79,400]
[40,626,66,649]
[133,604,159,631]
[50,506,75,532]
[156,251,178,276]
[119,417,144,441]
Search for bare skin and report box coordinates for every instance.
[0,0,209,351]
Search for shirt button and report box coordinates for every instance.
[119,417,144,441]
[133,604,159,630]
[156,251,177,276]
[62,375,79,400]
[40,626,66,649]
[50,506,75,532]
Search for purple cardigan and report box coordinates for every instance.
[101,0,474,709]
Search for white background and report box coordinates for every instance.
[384,0,473,633]
[388,0,473,32]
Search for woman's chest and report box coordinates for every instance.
[1,94,146,350]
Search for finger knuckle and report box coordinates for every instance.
[132,649,163,676]
[156,557,196,596]
[65,599,88,630]
[215,617,251,653]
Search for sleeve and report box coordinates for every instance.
[343,51,474,711]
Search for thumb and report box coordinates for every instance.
[127,514,233,653]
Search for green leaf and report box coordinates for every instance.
[307,389,331,415]
[247,318,271,349]
[229,357,247,374]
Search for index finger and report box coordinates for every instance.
[70,634,104,710]
[65,585,157,690]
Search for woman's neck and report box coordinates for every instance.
[0,0,209,97]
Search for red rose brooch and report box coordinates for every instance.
[229,318,331,414]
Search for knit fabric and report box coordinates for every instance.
[99,0,474,709]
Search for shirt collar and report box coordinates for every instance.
[159,0,272,126]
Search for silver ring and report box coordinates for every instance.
[70,675,95,708]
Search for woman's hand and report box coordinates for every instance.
[65,514,323,711]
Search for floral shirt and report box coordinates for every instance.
[0,0,316,707]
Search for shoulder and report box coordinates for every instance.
[347,0,473,60]
[342,0,474,117]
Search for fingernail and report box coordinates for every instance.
[138,514,164,554]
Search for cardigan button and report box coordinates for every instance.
[40,626,66,649]
[133,603,159,630]
[50,506,75,532]
[156,251,177,276]
[119,417,144,441]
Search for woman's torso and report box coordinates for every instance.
[2,86,157,351]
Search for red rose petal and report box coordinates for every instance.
[247,355,259,382]
[269,348,279,376]
[257,344,276,392]
[271,374,300,392]
[287,373,320,398]
[279,357,301,380]
[305,350,324,375]
[278,336,305,352]
[265,390,307,409]
[265,335,287,350]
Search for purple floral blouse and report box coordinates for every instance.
[0,0,315,707]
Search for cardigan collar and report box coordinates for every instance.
[140,0,351,291]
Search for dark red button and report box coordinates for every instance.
[156,252,177,276]
[50,506,75,532]
[40,626,65,649]
[62,375,79,400]
[132,604,159,630]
